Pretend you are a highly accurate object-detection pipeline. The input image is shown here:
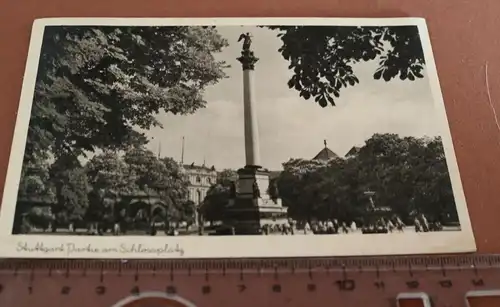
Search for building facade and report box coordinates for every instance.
[183,163,218,224]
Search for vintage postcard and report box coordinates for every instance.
[0,17,475,258]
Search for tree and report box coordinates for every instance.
[280,158,329,175]
[84,151,138,227]
[201,183,230,224]
[86,151,136,195]
[158,157,190,205]
[49,156,90,226]
[346,134,457,223]
[178,200,197,225]
[123,148,187,193]
[217,169,238,185]
[199,169,238,224]
[14,161,56,233]
[17,160,55,202]
[351,134,451,222]
[123,147,190,222]
[274,134,458,225]
[157,157,191,223]
[277,158,332,221]
[408,137,458,223]
[267,26,425,106]
[26,26,229,164]
[123,147,162,188]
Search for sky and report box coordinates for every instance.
[144,26,443,171]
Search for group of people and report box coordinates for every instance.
[413,214,443,232]
[360,214,444,234]
[256,213,444,236]
[361,216,405,234]
[261,220,298,235]
[259,219,357,235]
[304,219,356,235]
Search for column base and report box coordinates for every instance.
[220,165,288,234]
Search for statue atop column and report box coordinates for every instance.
[238,32,253,51]
[237,32,259,70]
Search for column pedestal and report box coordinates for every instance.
[223,166,288,235]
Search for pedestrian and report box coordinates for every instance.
[312,223,319,234]
[341,222,349,234]
[113,222,120,235]
[387,220,394,233]
[326,219,334,234]
[421,214,429,232]
[414,218,422,232]
[304,222,311,234]
[350,221,357,232]
[396,216,405,232]
[284,222,290,235]
[263,224,269,235]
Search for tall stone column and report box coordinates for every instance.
[222,33,288,235]
[237,42,261,168]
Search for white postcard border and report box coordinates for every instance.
[0,17,476,258]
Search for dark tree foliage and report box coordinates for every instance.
[266,26,425,107]
[17,160,54,202]
[178,200,197,225]
[216,169,238,186]
[17,145,193,228]
[201,183,230,224]
[85,151,136,195]
[49,156,90,224]
[275,134,458,225]
[122,148,189,200]
[200,169,238,223]
[106,148,190,221]
[26,26,228,164]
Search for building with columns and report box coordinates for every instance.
[183,163,217,207]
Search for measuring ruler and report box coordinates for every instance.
[0,255,499,307]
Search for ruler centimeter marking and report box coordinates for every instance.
[1,254,499,271]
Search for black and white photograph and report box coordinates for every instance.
[0,18,475,258]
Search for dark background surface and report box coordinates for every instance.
[0,0,499,253]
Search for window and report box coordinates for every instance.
[196,176,201,183]
[207,177,212,184]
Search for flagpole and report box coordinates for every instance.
[181,136,185,165]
